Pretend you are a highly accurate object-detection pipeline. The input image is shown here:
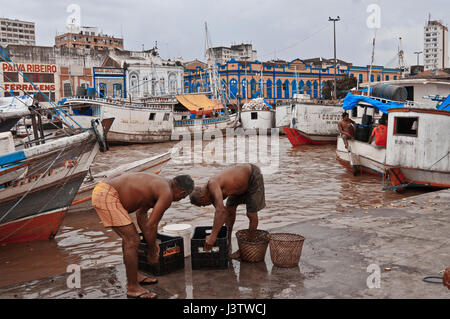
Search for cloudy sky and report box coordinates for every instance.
[2,0,449,67]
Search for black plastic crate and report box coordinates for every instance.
[191,226,229,270]
[137,233,184,276]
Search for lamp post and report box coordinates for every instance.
[414,51,423,65]
[329,16,340,101]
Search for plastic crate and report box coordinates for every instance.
[137,233,184,276]
[191,226,229,270]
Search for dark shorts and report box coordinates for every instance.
[225,164,266,213]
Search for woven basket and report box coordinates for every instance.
[236,229,269,263]
[269,233,305,268]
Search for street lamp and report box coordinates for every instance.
[414,51,423,66]
[329,16,340,100]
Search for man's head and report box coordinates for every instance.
[189,186,212,207]
[342,112,349,120]
[379,117,386,126]
[171,175,195,201]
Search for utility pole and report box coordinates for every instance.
[329,16,340,101]
[414,51,423,65]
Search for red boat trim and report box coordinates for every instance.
[0,208,67,244]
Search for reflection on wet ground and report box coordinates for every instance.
[0,136,428,290]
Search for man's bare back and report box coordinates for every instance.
[207,164,252,199]
[105,173,172,213]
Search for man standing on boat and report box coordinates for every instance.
[92,173,194,299]
[189,164,266,259]
[338,112,356,149]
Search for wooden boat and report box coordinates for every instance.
[238,98,275,132]
[69,150,173,213]
[0,118,113,244]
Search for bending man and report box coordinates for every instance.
[189,164,266,259]
[92,172,194,299]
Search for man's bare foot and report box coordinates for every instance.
[230,250,240,260]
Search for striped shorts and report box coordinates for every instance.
[92,182,133,227]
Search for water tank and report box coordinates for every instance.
[76,86,86,97]
[86,88,96,98]
[371,84,407,102]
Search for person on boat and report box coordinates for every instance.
[91,173,194,299]
[189,164,266,259]
[368,115,388,148]
[338,112,356,149]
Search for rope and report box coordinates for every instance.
[422,276,443,284]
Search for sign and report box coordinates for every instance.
[2,63,57,74]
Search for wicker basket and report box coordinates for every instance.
[268,233,305,268]
[236,229,269,263]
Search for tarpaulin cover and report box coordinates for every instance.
[437,95,450,111]
[175,94,223,115]
[343,93,404,114]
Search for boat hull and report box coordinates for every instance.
[284,127,336,146]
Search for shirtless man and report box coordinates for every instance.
[189,164,266,258]
[91,173,194,299]
[338,112,356,149]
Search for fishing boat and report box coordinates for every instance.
[69,149,173,213]
[239,98,275,132]
[0,114,112,244]
[171,93,238,138]
[336,89,450,190]
[64,95,174,144]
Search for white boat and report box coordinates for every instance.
[239,98,275,132]
[336,90,450,190]
[64,95,174,144]
[69,150,173,213]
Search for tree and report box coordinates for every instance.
[322,75,357,100]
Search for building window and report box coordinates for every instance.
[149,113,156,120]
[3,72,18,82]
[163,113,170,121]
[63,82,73,97]
[251,112,258,120]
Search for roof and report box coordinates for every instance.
[174,94,223,115]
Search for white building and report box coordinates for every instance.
[424,20,448,70]
[105,46,184,99]
[206,43,257,65]
[0,18,35,46]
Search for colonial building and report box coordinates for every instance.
[184,58,402,105]
[98,46,184,99]
[0,18,35,46]
[55,26,124,51]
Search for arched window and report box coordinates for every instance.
[298,80,304,93]
[184,82,190,93]
[385,75,390,81]
[276,80,282,98]
[283,80,289,98]
[98,83,106,97]
[130,73,139,96]
[313,81,318,98]
[377,75,381,82]
[159,77,165,94]
[250,79,256,98]
[113,83,122,98]
[266,79,272,98]
[306,81,311,96]
[292,80,297,96]
[394,76,397,80]
[168,73,177,93]
[370,74,374,82]
[359,74,363,83]
[242,79,247,99]
[229,79,238,99]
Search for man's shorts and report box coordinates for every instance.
[91,181,133,227]
[225,164,266,213]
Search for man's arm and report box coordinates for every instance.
[205,180,227,250]
[142,194,172,264]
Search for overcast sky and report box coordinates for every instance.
[1,0,449,67]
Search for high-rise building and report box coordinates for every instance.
[55,26,123,51]
[206,43,257,65]
[424,19,448,70]
[0,18,35,46]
